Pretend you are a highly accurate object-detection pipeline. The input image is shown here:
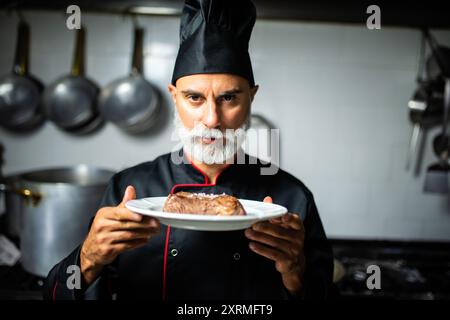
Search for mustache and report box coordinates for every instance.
[189,126,238,141]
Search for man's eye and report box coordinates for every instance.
[221,95,235,102]
[188,95,201,102]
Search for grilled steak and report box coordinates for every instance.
[162,191,246,216]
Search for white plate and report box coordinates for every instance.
[125,196,287,231]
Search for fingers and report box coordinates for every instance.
[118,185,136,208]
[101,207,143,222]
[95,210,160,234]
[251,221,301,244]
[248,242,298,274]
[263,196,281,224]
[245,228,299,256]
[263,196,273,203]
[112,238,150,252]
[109,228,160,244]
[262,196,303,231]
[248,241,287,264]
[281,213,304,232]
[246,201,305,271]
[116,217,160,230]
[267,214,304,235]
[104,216,160,231]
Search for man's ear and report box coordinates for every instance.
[168,84,177,105]
[250,85,259,102]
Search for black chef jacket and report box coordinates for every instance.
[43,149,334,300]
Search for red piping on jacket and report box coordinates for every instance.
[162,225,171,300]
[52,281,58,300]
[162,159,231,300]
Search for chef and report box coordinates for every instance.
[44,0,334,300]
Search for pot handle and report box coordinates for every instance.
[16,188,42,207]
[0,183,42,207]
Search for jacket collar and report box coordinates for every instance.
[169,148,253,186]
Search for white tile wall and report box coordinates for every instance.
[1,10,450,241]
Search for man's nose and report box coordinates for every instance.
[202,99,221,128]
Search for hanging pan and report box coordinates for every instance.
[43,26,102,134]
[98,24,160,134]
[0,19,44,132]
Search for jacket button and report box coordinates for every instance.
[233,252,241,261]
[170,248,178,257]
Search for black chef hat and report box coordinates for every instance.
[171,0,256,87]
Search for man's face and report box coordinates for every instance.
[168,74,258,164]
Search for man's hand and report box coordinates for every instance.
[245,196,306,296]
[80,185,161,286]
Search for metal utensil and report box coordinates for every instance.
[435,79,450,158]
[98,25,160,134]
[43,27,102,133]
[407,82,445,173]
[0,20,44,132]
[407,30,449,175]
[430,80,450,159]
[406,98,426,171]
[424,78,450,193]
[407,32,427,171]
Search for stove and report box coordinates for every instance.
[331,239,450,300]
[0,264,44,300]
[0,215,43,300]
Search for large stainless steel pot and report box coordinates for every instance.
[16,165,114,277]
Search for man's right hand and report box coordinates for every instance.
[80,185,161,286]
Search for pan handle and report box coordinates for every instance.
[131,27,144,75]
[13,20,30,76]
[71,27,85,76]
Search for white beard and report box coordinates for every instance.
[173,110,249,164]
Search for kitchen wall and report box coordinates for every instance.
[1,10,450,241]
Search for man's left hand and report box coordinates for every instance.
[245,196,306,296]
